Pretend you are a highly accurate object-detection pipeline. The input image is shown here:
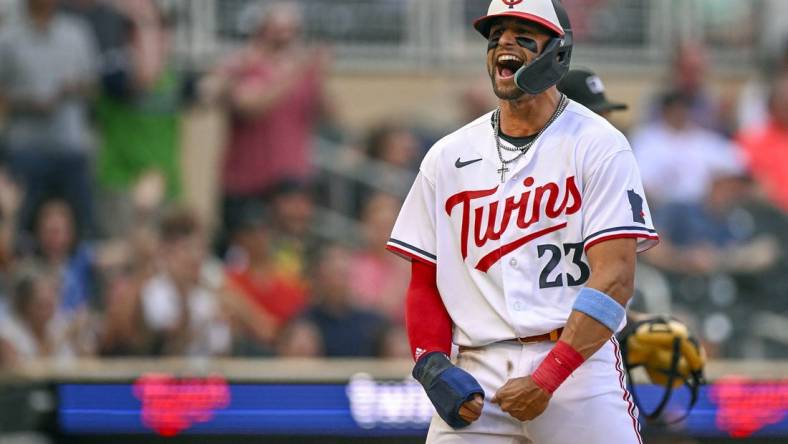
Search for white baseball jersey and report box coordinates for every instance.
[387,100,659,347]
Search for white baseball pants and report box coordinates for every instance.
[425,338,643,444]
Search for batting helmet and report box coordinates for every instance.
[618,316,706,422]
[474,0,573,95]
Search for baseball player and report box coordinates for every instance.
[386,1,659,443]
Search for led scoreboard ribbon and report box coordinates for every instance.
[59,374,788,438]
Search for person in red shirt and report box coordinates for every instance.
[204,2,330,235]
[349,192,409,322]
[221,204,307,354]
[737,71,788,212]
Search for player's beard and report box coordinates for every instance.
[488,62,525,101]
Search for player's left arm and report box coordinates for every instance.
[494,147,655,421]
[492,238,635,420]
[559,237,636,356]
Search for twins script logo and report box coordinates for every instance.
[134,373,231,437]
[446,176,581,272]
[502,0,524,9]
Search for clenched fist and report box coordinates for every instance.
[459,394,484,423]
[491,376,551,421]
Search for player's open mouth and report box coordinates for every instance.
[496,54,524,80]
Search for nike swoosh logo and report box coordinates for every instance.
[455,157,483,168]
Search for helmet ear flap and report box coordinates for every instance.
[556,39,572,64]
[514,36,570,95]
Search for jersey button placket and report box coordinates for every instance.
[495,189,517,318]
[502,238,524,315]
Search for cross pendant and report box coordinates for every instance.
[498,165,509,183]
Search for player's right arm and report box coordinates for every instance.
[406,259,484,426]
[387,163,485,428]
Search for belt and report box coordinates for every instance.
[459,328,563,352]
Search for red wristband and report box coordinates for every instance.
[531,341,585,394]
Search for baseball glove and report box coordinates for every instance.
[618,316,706,421]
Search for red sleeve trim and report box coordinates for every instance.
[584,233,661,252]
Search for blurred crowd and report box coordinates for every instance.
[0,0,785,368]
[627,40,788,359]
[0,0,413,366]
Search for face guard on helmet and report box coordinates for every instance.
[474,0,573,95]
[619,316,706,423]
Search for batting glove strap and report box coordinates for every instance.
[412,352,485,429]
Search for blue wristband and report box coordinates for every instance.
[572,287,626,332]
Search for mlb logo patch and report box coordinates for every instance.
[586,75,605,94]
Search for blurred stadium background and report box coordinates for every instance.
[0,0,787,443]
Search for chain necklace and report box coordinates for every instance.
[493,93,568,183]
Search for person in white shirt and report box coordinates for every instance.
[141,207,230,356]
[0,267,80,364]
[631,91,739,208]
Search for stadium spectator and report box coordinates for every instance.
[0,0,99,234]
[63,0,183,236]
[23,198,97,315]
[141,207,230,356]
[631,91,738,208]
[275,319,323,357]
[267,179,317,277]
[0,266,93,365]
[97,194,161,356]
[641,163,784,359]
[96,262,150,356]
[0,169,20,318]
[297,243,388,357]
[643,158,779,276]
[92,0,183,201]
[349,123,420,215]
[736,70,788,212]
[366,123,420,171]
[737,41,788,131]
[221,203,307,355]
[644,40,724,133]
[349,192,408,322]
[205,1,330,233]
[60,0,133,96]
[0,169,21,271]
[459,76,497,124]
